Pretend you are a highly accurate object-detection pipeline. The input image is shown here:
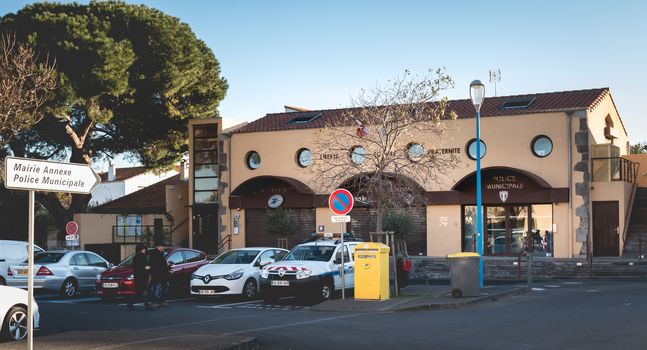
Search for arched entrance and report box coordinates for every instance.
[452,167,567,256]
[340,173,428,256]
[230,176,317,248]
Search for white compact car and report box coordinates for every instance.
[0,286,39,342]
[0,240,45,286]
[191,247,288,299]
[259,238,361,302]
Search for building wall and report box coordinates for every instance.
[217,95,632,258]
[75,213,116,246]
[166,182,190,246]
[89,181,125,207]
[623,154,647,188]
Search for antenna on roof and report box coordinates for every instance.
[489,69,501,96]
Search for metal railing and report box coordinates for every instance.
[112,225,172,246]
[591,157,639,183]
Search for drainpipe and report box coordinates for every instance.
[567,112,573,258]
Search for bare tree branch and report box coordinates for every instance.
[0,32,56,145]
[311,68,460,233]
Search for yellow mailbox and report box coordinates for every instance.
[353,242,390,300]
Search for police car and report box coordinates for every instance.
[259,234,361,303]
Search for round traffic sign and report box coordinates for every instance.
[328,189,354,215]
[65,221,78,235]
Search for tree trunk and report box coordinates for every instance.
[375,198,383,234]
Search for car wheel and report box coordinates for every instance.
[60,278,78,298]
[0,277,6,286]
[242,279,258,299]
[319,280,332,301]
[2,306,28,341]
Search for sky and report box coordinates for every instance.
[1,0,646,169]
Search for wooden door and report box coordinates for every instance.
[592,201,619,257]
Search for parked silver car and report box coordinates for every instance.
[7,250,111,297]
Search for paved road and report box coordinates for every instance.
[10,280,647,349]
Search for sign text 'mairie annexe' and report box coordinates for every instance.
[4,157,101,194]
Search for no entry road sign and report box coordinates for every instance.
[329,188,354,215]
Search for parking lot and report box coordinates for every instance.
[3,280,644,350]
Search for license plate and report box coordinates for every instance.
[271,280,289,287]
[102,283,119,289]
[199,289,216,295]
[16,268,28,276]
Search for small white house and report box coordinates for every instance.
[89,162,182,207]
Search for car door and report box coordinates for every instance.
[69,253,94,288]
[181,250,205,275]
[167,251,188,292]
[84,253,109,288]
[333,245,352,290]
[255,250,276,278]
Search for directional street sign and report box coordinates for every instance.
[328,188,354,215]
[331,215,351,223]
[4,157,101,194]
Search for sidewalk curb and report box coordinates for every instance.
[394,286,529,312]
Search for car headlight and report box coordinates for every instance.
[224,269,244,280]
[127,274,134,280]
[95,274,102,281]
[296,269,311,280]
[260,268,269,279]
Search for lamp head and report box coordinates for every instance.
[470,80,486,112]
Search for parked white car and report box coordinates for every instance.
[260,238,361,302]
[0,240,45,286]
[0,286,39,342]
[191,248,288,299]
[7,250,111,297]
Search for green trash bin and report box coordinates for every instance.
[447,252,480,298]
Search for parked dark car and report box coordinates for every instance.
[96,247,209,300]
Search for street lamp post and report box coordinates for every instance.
[470,80,485,289]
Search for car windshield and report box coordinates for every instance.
[118,249,167,267]
[33,252,65,264]
[212,250,260,264]
[283,245,336,262]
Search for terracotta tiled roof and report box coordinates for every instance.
[98,166,147,182]
[92,174,183,214]
[235,88,612,134]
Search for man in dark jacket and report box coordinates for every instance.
[150,241,171,307]
[127,243,153,311]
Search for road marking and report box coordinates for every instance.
[195,300,263,309]
[221,312,372,336]
[39,296,101,304]
[531,288,546,291]
[562,281,582,285]
[544,285,561,288]
[587,290,599,293]
[90,334,222,350]
[141,314,266,332]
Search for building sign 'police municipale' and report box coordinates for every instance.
[4,157,101,194]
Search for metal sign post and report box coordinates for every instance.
[4,157,100,350]
[328,189,354,300]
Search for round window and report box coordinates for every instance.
[245,151,261,170]
[532,135,553,157]
[350,146,366,165]
[296,148,313,167]
[407,143,424,162]
[466,139,487,160]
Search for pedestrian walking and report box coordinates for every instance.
[127,243,153,311]
[150,241,171,307]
